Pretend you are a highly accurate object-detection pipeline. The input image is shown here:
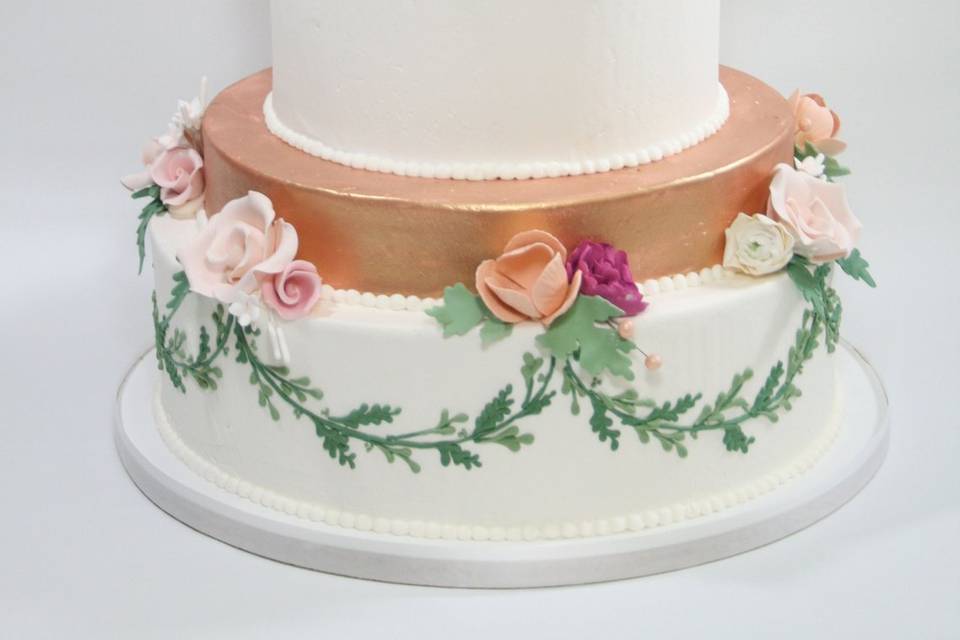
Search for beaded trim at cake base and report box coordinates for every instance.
[153,382,842,542]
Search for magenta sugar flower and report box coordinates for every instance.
[565,241,648,316]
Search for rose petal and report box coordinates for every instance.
[475,260,527,324]
[813,138,847,157]
[252,219,299,278]
[120,171,153,191]
[485,274,541,320]
[217,191,275,229]
[502,230,567,262]
[167,195,204,220]
[495,242,556,290]
[543,270,582,326]
[530,253,571,317]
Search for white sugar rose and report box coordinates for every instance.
[723,213,796,276]
[767,163,861,264]
[177,191,298,304]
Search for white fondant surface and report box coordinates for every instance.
[149,217,840,536]
[115,340,887,586]
[268,0,725,180]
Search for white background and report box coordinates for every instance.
[1,1,958,637]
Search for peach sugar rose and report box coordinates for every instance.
[476,230,582,326]
[789,91,846,156]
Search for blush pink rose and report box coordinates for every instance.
[476,230,582,326]
[120,139,165,192]
[789,91,846,156]
[767,164,861,264]
[177,191,298,303]
[150,146,205,217]
[261,260,323,320]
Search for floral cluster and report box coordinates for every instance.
[122,79,209,219]
[476,231,647,327]
[724,91,866,277]
[123,79,323,326]
[178,191,323,323]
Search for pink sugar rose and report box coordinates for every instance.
[120,139,165,192]
[261,260,323,320]
[121,140,205,219]
[566,240,647,316]
[150,146,205,217]
[789,91,846,156]
[177,191,299,303]
[476,230,582,326]
[767,164,861,264]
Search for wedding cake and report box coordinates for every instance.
[123,0,875,543]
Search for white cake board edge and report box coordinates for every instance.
[114,341,889,589]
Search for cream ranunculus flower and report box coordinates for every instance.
[723,213,796,276]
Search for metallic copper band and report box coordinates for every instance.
[203,67,793,297]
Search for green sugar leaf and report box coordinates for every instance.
[479,317,513,347]
[426,284,486,337]
[786,259,819,300]
[836,249,877,288]
[822,155,852,180]
[537,296,634,380]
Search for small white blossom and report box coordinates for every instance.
[795,153,826,179]
[226,289,262,328]
[158,77,209,149]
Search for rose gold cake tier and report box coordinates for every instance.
[203,67,794,297]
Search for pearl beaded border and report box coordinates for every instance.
[155,385,841,543]
[264,85,730,182]
[318,265,736,314]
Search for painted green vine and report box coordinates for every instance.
[151,250,871,472]
[131,184,168,274]
[154,273,550,472]
[428,252,875,461]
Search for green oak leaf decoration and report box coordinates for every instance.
[427,283,514,347]
[536,296,635,381]
[836,249,877,288]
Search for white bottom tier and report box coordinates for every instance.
[116,342,887,587]
[149,218,842,541]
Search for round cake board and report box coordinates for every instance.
[115,342,889,589]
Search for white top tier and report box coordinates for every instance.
[266,0,727,181]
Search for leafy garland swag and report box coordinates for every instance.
[153,273,550,473]
[152,252,869,473]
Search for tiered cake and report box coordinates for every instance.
[124,0,874,542]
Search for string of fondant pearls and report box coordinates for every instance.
[156,388,840,542]
[319,265,735,313]
[263,87,730,181]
